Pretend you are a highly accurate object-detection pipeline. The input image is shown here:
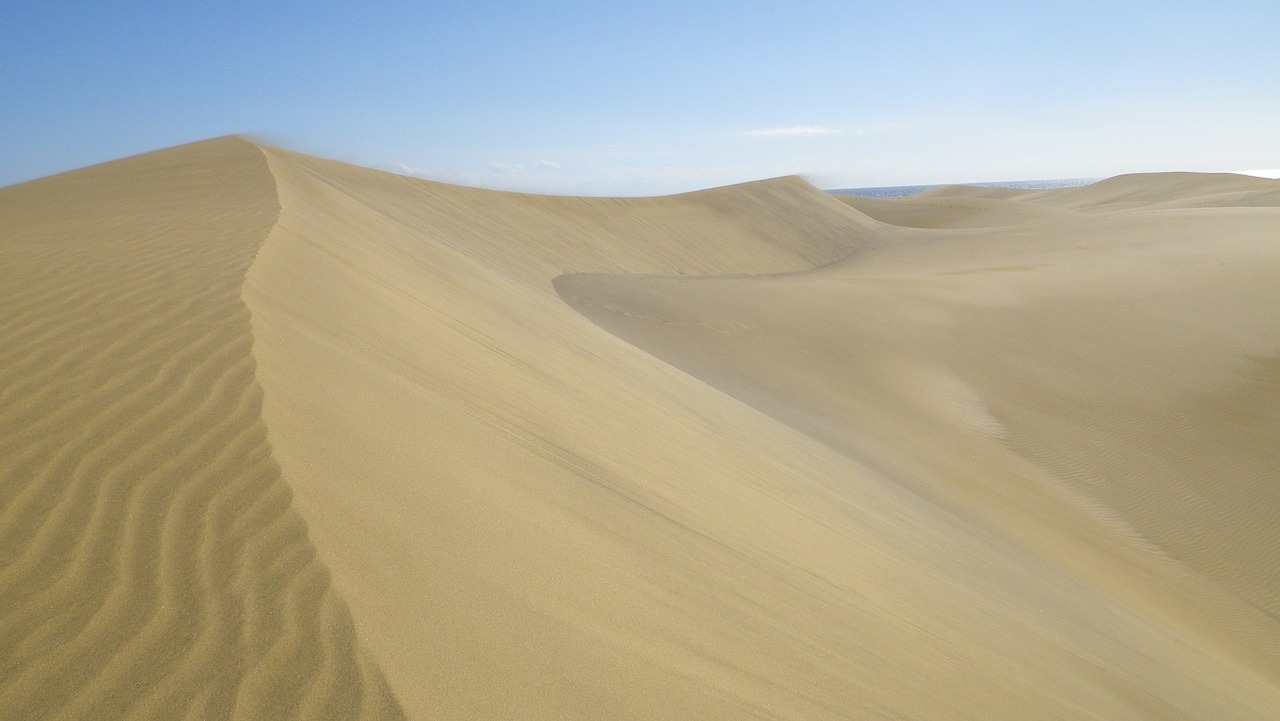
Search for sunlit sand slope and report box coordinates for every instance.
[0,139,403,720]
[245,145,1280,720]
[559,175,1280,716]
[244,149,894,720]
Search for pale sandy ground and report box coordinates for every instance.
[2,137,1278,720]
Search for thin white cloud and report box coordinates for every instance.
[743,125,843,138]
[487,161,524,176]
[385,161,429,177]
[534,159,561,169]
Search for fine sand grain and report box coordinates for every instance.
[3,138,1278,719]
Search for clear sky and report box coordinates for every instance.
[3,0,1278,195]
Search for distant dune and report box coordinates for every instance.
[2,137,1278,720]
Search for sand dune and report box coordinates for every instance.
[0,139,403,720]
[1018,171,1280,211]
[836,191,1078,228]
[3,138,1278,719]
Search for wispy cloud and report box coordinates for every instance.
[385,162,430,177]
[487,160,525,177]
[742,125,842,138]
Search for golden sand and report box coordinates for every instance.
[2,138,1278,719]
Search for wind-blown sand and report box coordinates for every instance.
[2,137,1278,720]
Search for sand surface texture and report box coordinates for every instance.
[3,137,1278,719]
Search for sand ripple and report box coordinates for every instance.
[0,138,402,720]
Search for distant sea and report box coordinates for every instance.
[829,177,1100,199]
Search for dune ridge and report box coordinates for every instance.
[0,138,403,720]
[3,137,1279,719]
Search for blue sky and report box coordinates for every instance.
[3,1,1278,195]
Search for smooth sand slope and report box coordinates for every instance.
[3,138,1279,720]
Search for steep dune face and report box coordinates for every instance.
[243,149,910,720]
[0,138,403,720]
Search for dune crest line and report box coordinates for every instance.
[0,138,404,720]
